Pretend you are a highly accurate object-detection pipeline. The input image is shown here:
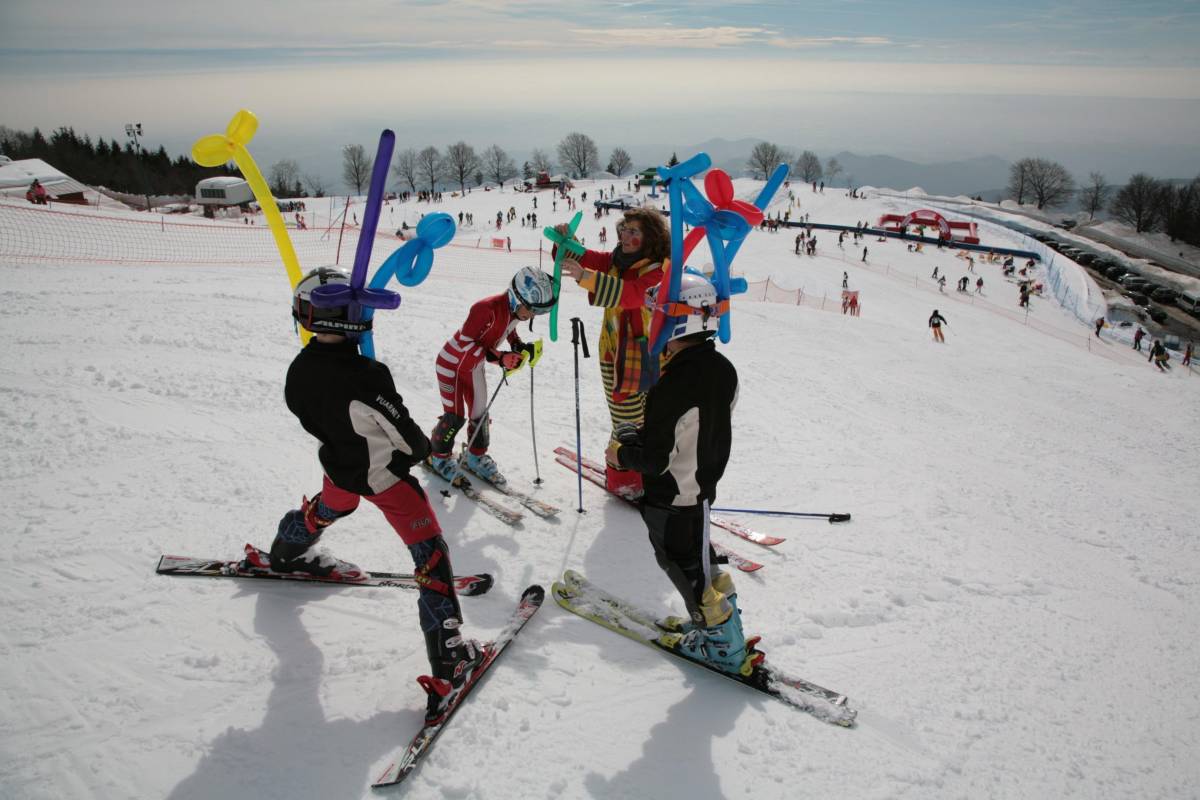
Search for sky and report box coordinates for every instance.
[2,0,1199,189]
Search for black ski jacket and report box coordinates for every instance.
[616,339,738,509]
[285,339,430,496]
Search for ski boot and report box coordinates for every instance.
[417,620,487,724]
[463,451,505,486]
[658,571,737,634]
[605,466,643,500]
[427,453,460,483]
[268,495,363,581]
[674,602,760,676]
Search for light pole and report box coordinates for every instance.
[124,122,153,212]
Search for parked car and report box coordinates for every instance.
[1177,290,1200,315]
[1124,291,1149,306]
[1151,287,1179,303]
[1105,265,1128,280]
[1118,274,1143,287]
[1147,307,1169,324]
[1076,253,1098,265]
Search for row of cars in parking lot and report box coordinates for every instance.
[1029,231,1200,326]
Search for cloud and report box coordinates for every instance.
[567,26,772,48]
[766,36,892,49]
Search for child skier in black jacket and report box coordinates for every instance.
[269,267,482,723]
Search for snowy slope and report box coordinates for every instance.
[1,180,1198,800]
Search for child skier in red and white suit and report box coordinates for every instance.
[428,267,555,484]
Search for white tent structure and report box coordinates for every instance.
[0,157,92,203]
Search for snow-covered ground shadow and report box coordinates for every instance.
[166,586,408,800]
[583,670,758,800]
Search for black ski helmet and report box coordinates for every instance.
[292,268,372,335]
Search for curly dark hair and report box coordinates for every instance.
[621,207,670,264]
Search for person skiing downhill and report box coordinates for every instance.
[1148,339,1170,371]
[556,207,671,497]
[269,267,482,723]
[604,272,758,676]
[929,309,948,343]
[428,266,554,485]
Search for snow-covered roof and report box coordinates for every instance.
[196,176,249,189]
[0,157,91,197]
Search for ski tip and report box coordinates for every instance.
[549,581,575,607]
[522,584,546,605]
[456,573,495,597]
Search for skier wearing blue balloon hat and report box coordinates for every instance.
[603,271,760,676]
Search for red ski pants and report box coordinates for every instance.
[318,474,442,546]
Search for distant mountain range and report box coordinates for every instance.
[622,138,1013,198]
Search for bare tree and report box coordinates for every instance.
[443,141,480,193]
[530,148,553,175]
[746,142,786,180]
[794,150,823,183]
[268,159,301,196]
[393,147,419,194]
[303,173,327,198]
[1006,159,1033,205]
[1078,172,1111,219]
[608,147,633,177]
[1025,157,1075,210]
[342,144,372,195]
[825,157,843,186]
[557,132,598,179]
[416,146,443,194]
[1110,173,1163,233]
[482,144,517,188]
[1159,178,1200,243]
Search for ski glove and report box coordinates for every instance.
[518,339,544,368]
[613,421,642,447]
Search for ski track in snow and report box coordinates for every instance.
[1,182,1198,799]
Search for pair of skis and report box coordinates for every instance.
[553,570,857,727]
[156,545,549,788]
[158,550,855,788]
[156,544,495,595]
[422,459,559,526]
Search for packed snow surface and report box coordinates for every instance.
[1,179,1198,800]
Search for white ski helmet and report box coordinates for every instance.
[508,266,557,315]
[648,271,723,343]
[292,267,372,335]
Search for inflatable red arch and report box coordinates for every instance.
[876,209,979,244]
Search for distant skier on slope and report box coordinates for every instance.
[1148,339,1171,372]
[427,267,554,485]
[604,272,761,676]
[271,267,483,723]
[929,309,948,343]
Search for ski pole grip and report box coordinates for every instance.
[829,513,852,523]
[571,317,590,359]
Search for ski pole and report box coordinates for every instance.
[710,507,852,523]
[441,372,510,496]
[570,317,590,513]
[529,363,542,485]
